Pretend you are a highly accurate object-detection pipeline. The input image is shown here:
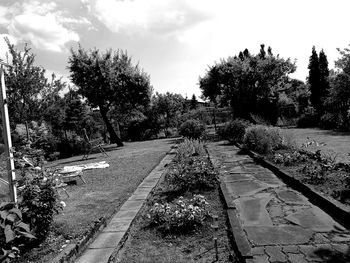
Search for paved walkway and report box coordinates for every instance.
[208,141,350,263]
[74,149,175,263]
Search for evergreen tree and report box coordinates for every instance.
[190,94,198,109]
[319,49,330,104]
[308,46,321,114]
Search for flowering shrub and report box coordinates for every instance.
[273,151,308,166]
[166,156,217,191]
[300,162,327,185]
[147,195,210,232]
[13,146,64,242]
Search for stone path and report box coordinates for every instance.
[208,141,350,263]
[74,149,175,263]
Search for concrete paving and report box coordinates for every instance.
[74,150,175,263]
[208,141,350,263]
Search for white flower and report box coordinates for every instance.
[60,201,66,208]
[42,177,48,182]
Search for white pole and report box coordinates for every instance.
[0,64,17,203]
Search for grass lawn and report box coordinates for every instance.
[14,138,175,263]
[283,128,350,163]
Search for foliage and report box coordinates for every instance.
[319,112,338,130]
[174,139,206,163]
[217,119,249,143]
[190,94,198,110]
[179,119,205,140]
[179,108,212,126]
[199,44,296,124]
[273,151,308,166]
[297,106,319,128]
[0,202,35,262]
[4,38,47,127]
[243,125,286,154]
[166,156,217,191]
[147,195,210,233]
[68,46,152,146]
[151,92,185,131]
[300,162,327,185]
[13,146,64,242]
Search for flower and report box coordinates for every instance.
[60,201,66,208]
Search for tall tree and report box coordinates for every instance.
[190,94,198,109]
[68,46,152,146]
[308,46,322,114]
[319,49,330,108]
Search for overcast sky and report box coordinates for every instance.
[0,0,349,98]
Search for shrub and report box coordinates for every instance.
[273,151,308,166]
[14,147,64,242]
[147,195,210,232]
[217,119,249,144]
[319,112,338,130]
[179,119,205,139]
[174,139,206,163]
[166,156,217,191]
[297,106,319,128]
[243,125,283,154]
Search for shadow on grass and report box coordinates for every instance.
[314,247,350,263]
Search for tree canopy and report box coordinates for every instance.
[199,45,296,124]
[68,46,152,146]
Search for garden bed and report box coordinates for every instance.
[114,140,237,263]
[265,148,350,206]
[11,139,174,263]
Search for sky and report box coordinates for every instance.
[0,0,349,99]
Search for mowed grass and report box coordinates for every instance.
[16,138,175,262]
[283,128,350,163]
[50,139,174,238]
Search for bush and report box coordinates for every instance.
[147,195,210,232]
[319,113,338,130]
[174,139,206,163]
[243,125,285,154]
[166,156,217,191]
[179,119,205,139]
[297,106,319,128]
[14,147,64,242]
[217,119,249,144]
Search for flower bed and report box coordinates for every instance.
[115,139,237,262]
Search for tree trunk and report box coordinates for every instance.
[99,106,124,146]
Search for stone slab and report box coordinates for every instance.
[285,207,346,232]
[287,253,308,263]
[235,193,273,226]
[89,232,124,248]
[114,209,139,220]
[222,173,254,182]
[75,248,115,263]
[225,180,268,197]
[265,246,287,262]
[103,219,131,232]
[253,172,284,186]
[276,189,308,204]
[245,225,313,246]
[119,200,144,211]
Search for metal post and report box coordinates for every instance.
[211,214,219,261]
[0,63,17,203]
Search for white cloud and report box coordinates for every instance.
[0,1,85,52]
[88,0,210,35]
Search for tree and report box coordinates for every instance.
[319,49,330,100]
[151,92,185,131]
[199,45,295,124]
[308,46,322,114]
[4,38,48,137]
[190,94,198,109]
[68,46,152,146]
